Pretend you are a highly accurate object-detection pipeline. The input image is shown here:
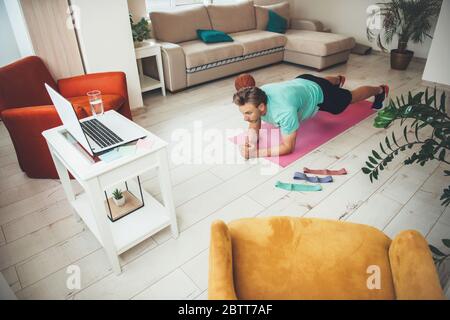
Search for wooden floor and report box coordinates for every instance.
[1,54,449,299]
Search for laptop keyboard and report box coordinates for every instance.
[81,118,123,148]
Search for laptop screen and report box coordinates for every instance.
[45,83,94,155]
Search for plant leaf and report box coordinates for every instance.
[442,239,450,248]
[418,121,428,129]
[385,136,392,150]
[412,92,424,104]
[414,123,420,141]
[403,126,409,143]
[392,132,399,147]
[373,169,378,180]
[439,149,446,161]
[429,245,446,256]
[433,87,437,109]
[380,142,387,155]
[362,167,371,174]
[439,91,446,112]
[396,96,402,108]
[373,150,382,160]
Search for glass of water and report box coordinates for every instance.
[87,90,104,116]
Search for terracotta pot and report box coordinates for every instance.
[390,49,414,70]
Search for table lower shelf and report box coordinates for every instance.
[140,75,163,93]
[71,189,171,254]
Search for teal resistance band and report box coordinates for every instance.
[275,181,322,192]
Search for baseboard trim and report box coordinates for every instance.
[369,50,427,63]
[421,80,450,92]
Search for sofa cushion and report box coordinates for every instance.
[179,40,244,69]
[255,1,290,30]
[150,6,212,43]
[197,29,233,44]
[285,30,355,56]
[206,0,256,34]
[226,217,396,300]
[266,10,288,34]
[229,30,286,55]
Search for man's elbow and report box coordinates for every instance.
[280,145,295,156]
[286,146,295,155]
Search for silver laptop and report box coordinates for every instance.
[45,83,146,156]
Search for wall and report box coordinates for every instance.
[20,0,85,80]
[422,0,450,87]
[254,0,284,4]
[71,0,143,109]
[3,0,34,59]
[289,0,437,59]
[0,0,20,66]
[128,0,147,21]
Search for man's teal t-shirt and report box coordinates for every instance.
[260,78,324,135]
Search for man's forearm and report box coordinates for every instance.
[248,120,261,144]
[256,144,293,158]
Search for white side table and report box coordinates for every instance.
[42,112,178,274]
[134,39,166,96]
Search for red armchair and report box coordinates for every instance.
[0,56,133,179]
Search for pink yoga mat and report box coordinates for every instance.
[231,100,375,167]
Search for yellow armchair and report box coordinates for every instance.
[208,217,444,300]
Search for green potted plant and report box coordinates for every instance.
[129,14,150,48]
[362,88,449,206]
[112,188,125,207]
[430,239,450,293]
[367,0,442,70]
[429,240,450,271]
[362,89,450,281]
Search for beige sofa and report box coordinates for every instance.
[150,1,355,92]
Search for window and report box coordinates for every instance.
[211,0,237,3]
[146,0,205,12]
[146,0,237,12]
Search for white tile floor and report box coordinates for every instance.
[0,53,449,299]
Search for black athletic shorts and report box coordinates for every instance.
[296,74,352,115]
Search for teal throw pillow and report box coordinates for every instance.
[266,10,287,34]
[197,29,233,43]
